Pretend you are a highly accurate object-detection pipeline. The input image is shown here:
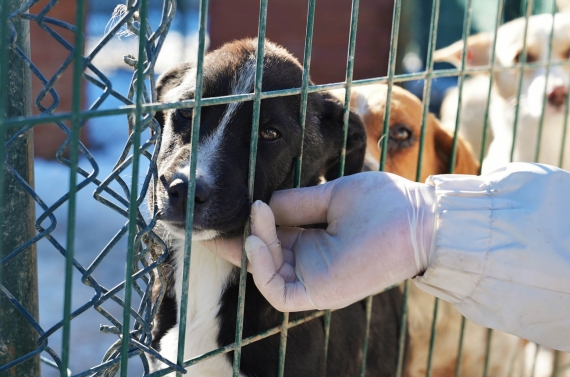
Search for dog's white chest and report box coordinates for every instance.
[156,241,237,377]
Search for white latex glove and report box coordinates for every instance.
[205,172,437,312]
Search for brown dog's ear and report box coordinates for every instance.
[434,32,494,68]
[319,92,367,181]
[431,115,480,175]
[154,62,193,127]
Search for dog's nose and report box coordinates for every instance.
[167,178,189,210]
[194,178,211,204]
[548,86,567,107]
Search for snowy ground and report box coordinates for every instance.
[35,6,199,376]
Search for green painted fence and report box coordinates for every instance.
[0,0,569,376]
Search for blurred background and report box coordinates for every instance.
[24,0,557,375]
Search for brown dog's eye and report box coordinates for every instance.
[259,128,281,141]
[388,123,414,151]
[176,108,193,120]
[393,126,411,141]
[514,51,537,64]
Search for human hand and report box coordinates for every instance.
[203,171,436,312]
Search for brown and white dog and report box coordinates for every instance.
[331,83,529,377]
[436,13,570,173]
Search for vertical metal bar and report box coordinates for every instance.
[358,296,373,377]
[449,0,473,173]
[233,1,268,375]
[482,328,493,377]
[454,317,467,377]
[379,0,402,172]
[395,281,409,377]
[337,0,360,177]
[120,0,148,375]
[509,0,534,163]
[416,0,439,183]
[60,0,85,374]
[278,0,317,375]
[176,0,209,375]
[418,3,441,375]
[377,2,406,376]
[479,0,507,170]
[293,0,316,188]
[425,298,439,377]
[324,0,359,372]
[0,0,39,376]
[534,0,557,162]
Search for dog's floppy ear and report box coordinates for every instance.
[434,33,494,68]
[154,62,193,127]
[431,114,480,175]
[319,92,367,181]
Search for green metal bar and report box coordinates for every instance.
[277,0,318,375]
[379,0,402,171]
[478,0,506,169]
[293,0,316,188]
[0,0,39,375]
[449,0,473,173]
[454,317,467,377]
[449,3,474,374]
[61,0,85,375]
[233,1,268,375]
[482,328,493,377]
[509,0,534,163]
[395,281,409,377]
[337,0,360,177]
[418,3,441,375]
[176,0,206,375]
[416,0,439,182]
[425,298,439,377]
[8,59,570,129]
[359,296,373,377]
[120,0,149,375]
[534,1,557,162]
[380,3,406,375]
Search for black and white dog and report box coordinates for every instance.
[150,39,404,377]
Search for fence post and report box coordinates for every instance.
[0,0,39,375]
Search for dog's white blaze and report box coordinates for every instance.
[156,239,239,377]
[155,60,257,376]
[195,57,256,188]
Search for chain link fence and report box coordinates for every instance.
[1,0,570,376]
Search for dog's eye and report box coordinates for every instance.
[392,126,411,141]
[176,108,193,120]
[259,128,281,141]
[388,124,414,151]
[514,51,537,64]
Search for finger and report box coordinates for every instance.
[251,201,283,269]
[200,237,246,269]
[269,180,337,226]
[245,236,316,312]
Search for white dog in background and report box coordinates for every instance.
[437,12,570,377]
[436,13,570,173]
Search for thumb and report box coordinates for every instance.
[245,235,287,310]
[251,201,283,269]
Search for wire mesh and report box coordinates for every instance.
[1,0,570,376]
